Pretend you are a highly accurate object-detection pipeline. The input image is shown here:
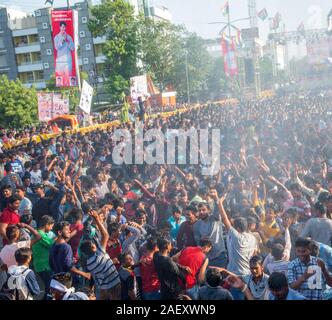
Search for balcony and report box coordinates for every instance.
[15,43,41,54]
[93,36,106,44]
[12,28,38,37]
[18,61,43,72]
[96,55,106,64]
[23,80,46,90]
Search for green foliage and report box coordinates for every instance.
[89,0,141,102]
[88,0,227,104]
[0,75,38,128]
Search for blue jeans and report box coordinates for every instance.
[186,285,199,300]
[230,287,245,300]
[142,291,161,300]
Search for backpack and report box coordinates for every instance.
[2,267,32,300]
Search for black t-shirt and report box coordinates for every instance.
[32,197,53,225]
[153,252,186,300]
[119,267,140,300]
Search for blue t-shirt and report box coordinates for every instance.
[168,216,186,240]
[268,288,306,300]
[319,242,332,273]
[49,243,74,273]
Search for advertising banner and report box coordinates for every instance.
[79,80,94,114]
[53,93,70,117]
[51,10,79,88]
[130,75,149,103]
[37,92,53,122]
[37,92,69,121]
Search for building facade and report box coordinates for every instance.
[0,0,171,93]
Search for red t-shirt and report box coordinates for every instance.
[140,255,160,293]
[69,222,84,264]
[0,208,20,245]
[123,191,138,220]
[178,247,206,290]
[106,239,122,269]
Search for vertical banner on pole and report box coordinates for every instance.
[51,9,80,88]
[221,35,238,77]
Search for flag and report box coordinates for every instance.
[297,22,305,36]
[328,9,332,35]
[258,8,268,21]
[271,12,282,30]
[221,1,229,16]
[221,35,238,77]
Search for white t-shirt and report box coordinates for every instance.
[227,227,257,276]
[30,170,42,185]
[266,260,289,276]
[0,240,30,268]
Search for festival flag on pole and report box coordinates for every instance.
[328,9,332,35]
[297,22,305,36]
[221,1,229,16]
[271,12,282,30]
[258,8,268,21]
[221,34,238,77]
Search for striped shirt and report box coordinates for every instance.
[287,256,323,300]
[86,248,120,290]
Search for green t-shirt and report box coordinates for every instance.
[32,230,55,273]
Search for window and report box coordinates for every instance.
[79,31,86,38]
[85,43,91,51]
[35,10,41,17]
[43,62,49,69]
[82,16,88,24]
[46,49,52,55]
[42,22,48,29]
[40,36,45,43]
[83,58,89,64]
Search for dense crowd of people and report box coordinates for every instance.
[1,91,332,300]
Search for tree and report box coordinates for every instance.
[173,32,213,103]
[140,18,185,92]
[89,0,141,103]
[205,57,227,101]
[0,75,38,128]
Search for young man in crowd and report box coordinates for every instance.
[49,221,90,282]
[32,215,55,297]
[172,239,212,299]
[139,237,160,300]
[288,237,332,300]
[79,210,121,300]
[5,247,41,300]
[193,190,227,268]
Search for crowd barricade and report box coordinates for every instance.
[3,99,238,150]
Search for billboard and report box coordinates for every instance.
[51,10,80,88]
[306,38,332,65]
[79,80,94,114]
[37,92,53,122]
[130,75,149,103]
[37,92,69,122]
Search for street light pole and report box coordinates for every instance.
[185,51,190,104]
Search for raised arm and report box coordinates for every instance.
[214,192,231,230]
[88,209,109,250]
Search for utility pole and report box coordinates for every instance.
[185,50,190,104]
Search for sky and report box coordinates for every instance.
[0,0,331,40]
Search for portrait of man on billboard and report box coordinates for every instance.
[54,21,75,80]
